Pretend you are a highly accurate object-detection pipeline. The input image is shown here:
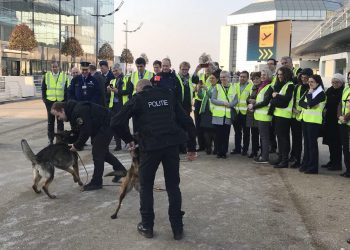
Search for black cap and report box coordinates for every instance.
[80,61,90,69]
[300,68,313,77]
[99,60,108,67]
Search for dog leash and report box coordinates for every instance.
[76,152,89,185]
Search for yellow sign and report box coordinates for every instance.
[259,24,275,48]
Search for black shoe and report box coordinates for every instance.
[299,166,307,172]
[173,228,183,240]
[230,149,241,155]
[206,150,212,155]
[213,150,217,155]
[304,169,318,174]
[274,162,288,168]
[290,161,300,168]
[340,172,350,178]
[82,182,102,191]
[289,156,296,163]
[112,176,122,183]
[254,157,268,164]
[216,155,222,158]
[248,153,257,158]
[137,223,153,238]
[222,154,227,159]
[241,151,247,156]
[327,166,342,171]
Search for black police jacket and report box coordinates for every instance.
[65,100,110,149]
[110,85,196,152]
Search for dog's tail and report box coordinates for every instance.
[21,139,37,164]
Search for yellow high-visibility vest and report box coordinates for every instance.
[292,85,303,121]
[254,84,272,122]
[109,76,129,108]
[211,83,234,118]
[131,70,153,94]
[194,73,211,101]
[273,81,294,119]
[234,82,253,115]
[176,74,194,103]
[45,71,68,101]
[301,90,326,124]
[339,86,350,126]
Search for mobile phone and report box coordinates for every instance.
[200,63,209,68]
[110,84,113,88]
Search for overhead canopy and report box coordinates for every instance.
[292,26,350,56]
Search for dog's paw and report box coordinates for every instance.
[32,185,42,194]
[78,181,83,186]
[111,214,118,219]
[49,194,57,199]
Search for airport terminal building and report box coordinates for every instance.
[0,0,114,76]
[220,0,344,73]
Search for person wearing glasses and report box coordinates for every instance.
[338,71,350,177]
[299,75,326,174]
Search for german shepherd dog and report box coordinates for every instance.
[105,146,140,219]
[21,132,83,199]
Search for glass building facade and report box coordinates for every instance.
[0,0,114,76]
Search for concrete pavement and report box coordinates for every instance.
[0,100,350,249]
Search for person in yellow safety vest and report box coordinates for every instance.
[298,75,326,174]
[269,66,295,168]
[211,71,238,159]
[192,62,222,151]
[267,58,277,87]
[230,70,252,156]
[322,74,345,172]
[338,71,350,177]
[290,68,313,169]
[198,74,218,155]
[129,57,154,95]
[280,56,302,84]
[176,61,195,115]
[250,69,274,164]
[41,61,69,145]
[107,63,133,154]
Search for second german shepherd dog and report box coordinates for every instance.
[105,146,140,219]
[21,133,83,199]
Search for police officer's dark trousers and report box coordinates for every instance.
[111,103,122,148]
[139,145,183,230]
[91,126,126,185]
[44,100,64,142]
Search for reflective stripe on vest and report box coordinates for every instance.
[131,70,153,94]
[176,74,193,103]
[301,94,326,124]
[339,86,350,126]
[292,85,303,121]
[254,84,272,122]
[271,75,277,88]
[293,67,299,76]
[109,77,129,108]
[211,84,234,118]
[194,73,211,101]
[273,81,294,119]
[45,71,67,101]
[234,82,253,115]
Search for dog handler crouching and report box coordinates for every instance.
[110,79,197,240]
[50,100,127,191]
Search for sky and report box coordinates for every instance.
[113,0,254,72]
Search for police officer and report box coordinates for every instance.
[41,61,69,144]
[110,79,197,240]
[68,62,101,104]
[51,100,127,191]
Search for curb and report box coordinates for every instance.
[0,96,41,105]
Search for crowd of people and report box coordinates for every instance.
[42,55,350,178]
[41,55,350,239]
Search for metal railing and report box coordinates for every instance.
[298,7,350,46]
